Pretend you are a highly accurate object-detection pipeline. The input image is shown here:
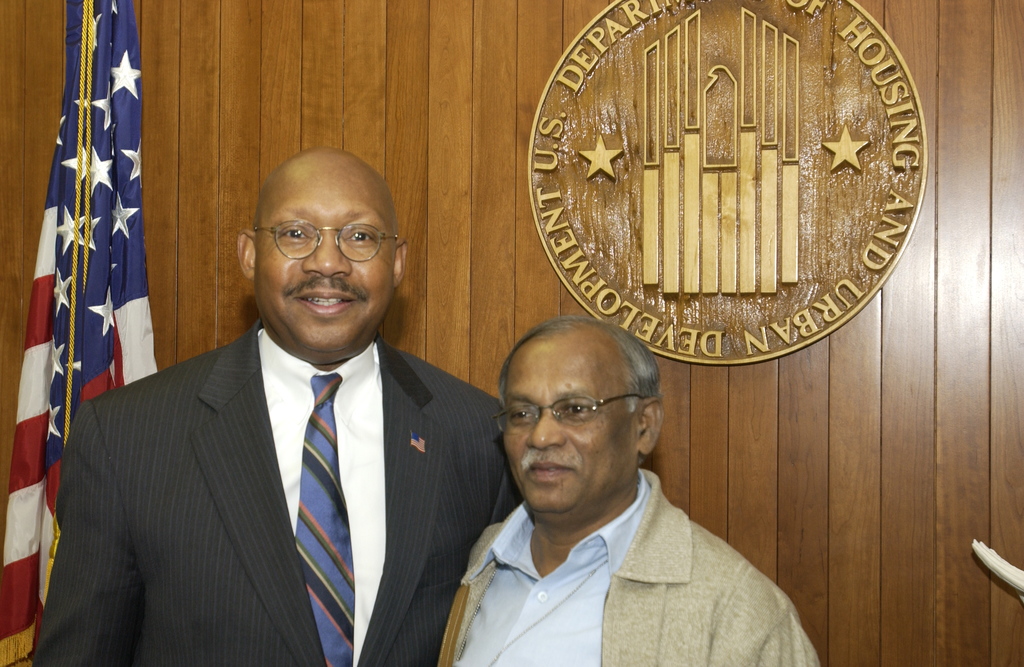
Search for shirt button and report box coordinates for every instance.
[537,591,549,603]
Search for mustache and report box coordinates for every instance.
[519,447,582,473]
[284,276,368,301]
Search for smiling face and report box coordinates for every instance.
[238,148,407,369]
[502,327,662,537]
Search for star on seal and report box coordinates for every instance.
[822,124,870,172]
[578,135,623,180]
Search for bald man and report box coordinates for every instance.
[36,148,514,667]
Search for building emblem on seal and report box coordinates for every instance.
[530,0,927,364]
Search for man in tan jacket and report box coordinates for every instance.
[439,316,818,666]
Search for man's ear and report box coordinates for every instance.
[392,237,408,287]
[238,229,256,281]
[635,397,664,460]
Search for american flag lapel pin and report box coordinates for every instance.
[410,432,426,454]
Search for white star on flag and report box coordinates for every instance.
[53,269,72,314]
[122,142,142,181]
[88,289,116,336]
[111,194,138,238]
[50,343,66,380]
[56,207,78,253]
[110,51,141,98]
[93,91,112,130]
[47,405,62,439]
[90,147,113,193]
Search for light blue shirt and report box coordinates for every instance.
[454,474,651,667]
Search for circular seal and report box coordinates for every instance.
[529,0,927,364]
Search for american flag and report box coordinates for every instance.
[410,432,426,454]
[0,0,155,660]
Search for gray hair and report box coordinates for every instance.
[497,316,661,403]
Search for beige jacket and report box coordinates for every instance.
[439,470,819,666]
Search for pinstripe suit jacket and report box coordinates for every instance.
[34,325,515,666]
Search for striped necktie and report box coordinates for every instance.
[297,374,355,667]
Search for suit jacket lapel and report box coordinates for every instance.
[190,326,323,666]
[360,340,444,665]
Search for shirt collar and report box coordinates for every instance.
[469,472,651,580]
[258,327,378,403]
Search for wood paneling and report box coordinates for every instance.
[301,0,344,151]
[177,0,221,361]
[0,0,26,544]
[3,2,1023,665]
[426,0,474,380]
[514,0,561,338]
[688,366,729,538]
[828,300,881,666]
[381,0,429,357]
[218,0,262,346]
[341,0,385,168]
[469,0,517,393]
[990,0,1024,662]
[778,341,829,659]
[728,362,779,580]
[880,1,938,663]
[138,0,180,369]
[936,0,993,663]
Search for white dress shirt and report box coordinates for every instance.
[259,329,387,666]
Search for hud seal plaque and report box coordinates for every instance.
[530,0,926,364]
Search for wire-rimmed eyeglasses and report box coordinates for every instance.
[492,393,642,433]
[255,220,398,261]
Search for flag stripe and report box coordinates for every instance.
[15,344,50,424]
[3,483,45,564]
[8,417,47,492]
[115,299,156,383]
[0,556,39,630]
[24,277,56,350]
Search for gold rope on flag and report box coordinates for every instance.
[49,0,97,596]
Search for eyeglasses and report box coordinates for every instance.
[255,220,398,261]
[493,393,642,432]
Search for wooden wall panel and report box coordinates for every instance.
[22,2,63,311]
[514,0,562,338]
[176,0,220,362]
[3,2,1024,665]
[138,0,179,368]
[426,0,474,380]
[990,0,1024,661]
[828,302,881,666]
[381,0,429,357]
[341,0,385,169]
[259,0,302,180]
[728,362,779,580]
[469,0,517,393]
[688,366,729,539]
[0,0,26,538]
[650,357,690,513]
[778,341,829,659]
[301,0,345,151]
[935,0,992,663]
[218,0,262,346]
[880,1,938,663]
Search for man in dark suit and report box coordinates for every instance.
[34,148,514,666]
